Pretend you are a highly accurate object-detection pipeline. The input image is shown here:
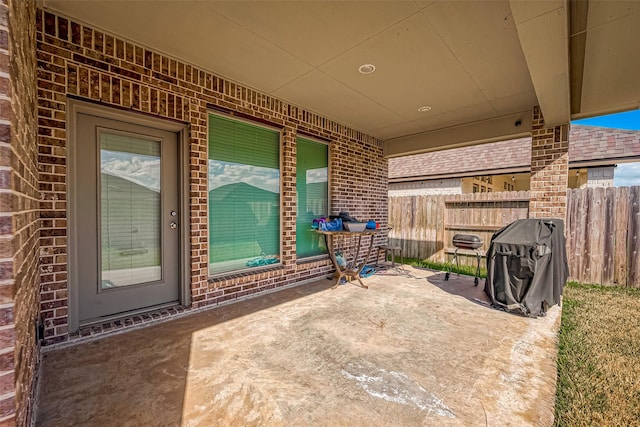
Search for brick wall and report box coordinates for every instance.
[1,0,41,425]
[36,9,387,343]
[0,3,14,424]
[529,106,569,219]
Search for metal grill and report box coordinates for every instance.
[445,233,483,286]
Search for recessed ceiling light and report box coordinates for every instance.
[358,64,376,74]
[418,106,432,112]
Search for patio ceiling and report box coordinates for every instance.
[42,1,640,157]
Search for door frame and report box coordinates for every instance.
[67,99,191,333]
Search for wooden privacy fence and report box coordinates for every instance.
[565,187,640,287]
[389,187,640,288]
[388,191,530,266]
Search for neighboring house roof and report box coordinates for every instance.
[389,126,640,181]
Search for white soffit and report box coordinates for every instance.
[370,122,422,141]
[384,111,532,158]
[42,0,540,146]
[41,1,640,155]
[423,1,535,103]
[490,91,539,115]
[407,102,497,133]
[320,11,488,122]
[273,70,405,133]
[204,1,421,68]
[579,2,640,116]
[510,0,570,127]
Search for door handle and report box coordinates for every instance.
[170,222,177,230]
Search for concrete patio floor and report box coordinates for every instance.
[36,266,561,426]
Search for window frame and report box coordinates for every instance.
[295,134,331,262]
[206,111,284,277]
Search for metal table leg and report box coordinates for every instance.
[324,234,346,289]
[319,230,375,290]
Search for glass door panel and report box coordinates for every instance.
[76,112,180,326]
[100,131,162,289]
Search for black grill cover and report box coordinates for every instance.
[485,219,569,317]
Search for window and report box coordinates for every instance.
[208,114,281,275]
[296,137,328,258]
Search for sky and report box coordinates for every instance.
[572,109,640,187]
[206,161,329,194]
[208,160,280,193]
[101,150,161,191]
[100,153,328,195]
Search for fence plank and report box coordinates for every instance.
[627,187,640,287]
[436,195,445,262]
[579,188,591,282]
[602,187,615,285]
[591,188,606,284]
[566,189,577,280]
[614,187,629,286]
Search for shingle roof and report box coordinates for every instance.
[388,125,640,180]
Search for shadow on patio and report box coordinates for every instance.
[36,266,560,426]
[422,269,492,307]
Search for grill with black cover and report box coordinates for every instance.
[484,218,568,317]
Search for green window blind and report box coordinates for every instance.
[296,137,328,258]
[208,114,281,275]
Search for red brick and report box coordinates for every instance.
[33,6,386,362]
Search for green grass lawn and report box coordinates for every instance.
[404,257,487,278]
[554,282,640,426]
